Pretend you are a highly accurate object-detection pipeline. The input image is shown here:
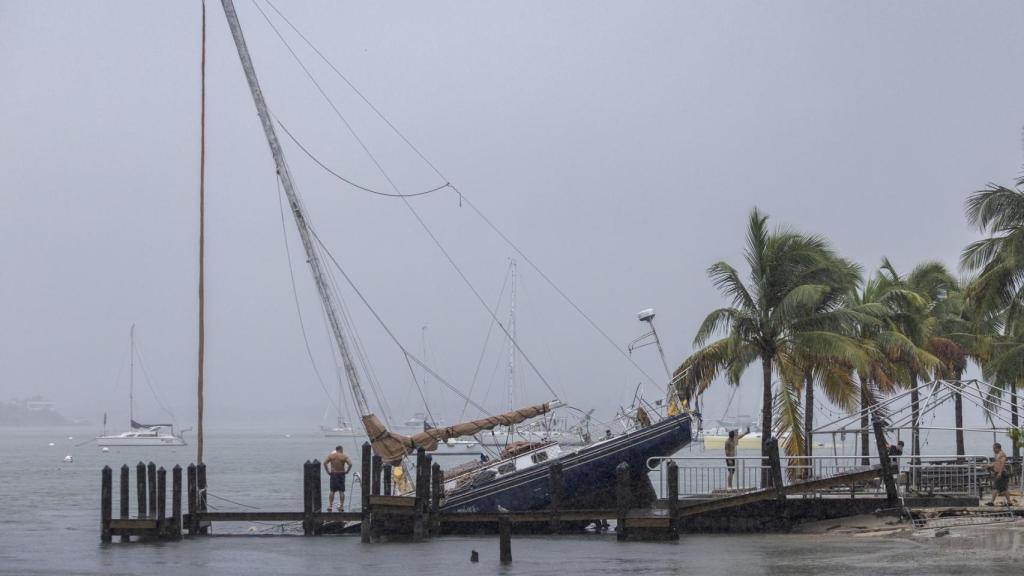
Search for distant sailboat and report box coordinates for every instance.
[96,326,186,447]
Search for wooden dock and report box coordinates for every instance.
[101,437,935,545]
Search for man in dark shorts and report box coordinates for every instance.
[324,445,353,512]
[988,443,1013,506]
[725,427,749,489]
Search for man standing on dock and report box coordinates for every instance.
[987,443,1013,506]
[324,445,353,512]
[725,427,749,489]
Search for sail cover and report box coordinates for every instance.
[131,419,172,429]
[363,402,555,464]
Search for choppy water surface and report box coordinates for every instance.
[0,428,1018,575]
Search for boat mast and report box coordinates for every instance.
[129,324,135,428]
[506,259,517,413]
[219,0,371,417]
[196,0,207,465]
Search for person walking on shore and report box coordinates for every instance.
[987,443,1013,506]
[725,427,749,489]
[324,445,353,512]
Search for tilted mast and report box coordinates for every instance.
[220,0,371,417]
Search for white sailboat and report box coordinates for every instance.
[97,326,186,447]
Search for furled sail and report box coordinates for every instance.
[363,401,559,464]
[131,419,173,429]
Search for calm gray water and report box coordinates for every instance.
[0,427,1018,575]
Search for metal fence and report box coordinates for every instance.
[647,454,1015,499]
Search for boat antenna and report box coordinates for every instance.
[196,0,207,466]
[507,259,517,414]
[219,0,372,417]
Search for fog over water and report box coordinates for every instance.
[2,1,1024,434]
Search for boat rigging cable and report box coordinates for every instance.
[460,262,512,421]
[254,0,661,391]
[249,0,562,404]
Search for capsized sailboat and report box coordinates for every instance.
[217,0,692,515]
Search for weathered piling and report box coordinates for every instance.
[119,465,130,543]
[430,462,442,536]
[302,460,314,536]
[549,461,563,533]
[615,462,630,541]
[171,465,182,539]
[156,467,167,534]
[136,462,147,518]
[413,449,427,541]
[187,464,197,535]
[196,463,208,535]
[311,459,322,518]
[498,513,512,563]
[360,442,372,543]
[383,464,392,496]
[371,455,382,496]
[871,419,898,504]
[147,462,157,518]
[101,466,112,543]
[667,461,679,532]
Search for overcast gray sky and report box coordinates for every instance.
[2,1,1023,431]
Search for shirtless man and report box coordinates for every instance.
[988,443,1013,506]
[725,427,750,489]
[324,445,353,512]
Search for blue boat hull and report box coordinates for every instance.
[441,413,693,514]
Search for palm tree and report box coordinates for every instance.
[876,259,954,462]
[962,176,1024,319]
[982,313,1024,459]
[674,208,864,468]
[931,284,999,457]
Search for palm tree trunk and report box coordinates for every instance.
[804,370,814,462]
[859,373,870,466]
[761,354,773,488]
[1013,380,1020,460]
[910,371,921,471]
[953,372,964,459]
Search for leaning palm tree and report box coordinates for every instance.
[674,208,864,467]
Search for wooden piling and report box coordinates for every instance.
[136,462,147,519]
[413,448,427,541]
[360,442,371,543]
[766,438,785,501]
[371,454,382,496]
[615,462,630,541]
[430,462,442,536]
[187,464,197,535]
[549,461,563,533]
[302,461,313,536]
[311,459,322,515]
[147,462,157,518]
[101,466,112,543]
[871,419,898,504]
[157,467,167,535]
[382,464,392,496]
[498,513,512,563]
[667,461,679,533]
[119,465,129,543]
[171,465,182,539]
[196,463,208,535]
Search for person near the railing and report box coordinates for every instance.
[986,443,1014,506]
[725,427,750,489]
[886,440,904,475]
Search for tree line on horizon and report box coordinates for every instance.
[673,172,1024,464]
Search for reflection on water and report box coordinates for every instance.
[0,428,1019,576]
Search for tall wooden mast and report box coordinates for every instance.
[196,0,207,464]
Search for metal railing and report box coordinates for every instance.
[648,454,1010,500]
